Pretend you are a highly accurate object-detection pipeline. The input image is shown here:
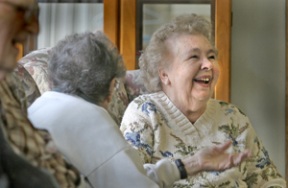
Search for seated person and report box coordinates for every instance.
[0,121,59,188]
[0,0,80,187]
[120,14,286,187]
[28,31,250,188]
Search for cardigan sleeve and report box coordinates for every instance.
[120,97,157,164]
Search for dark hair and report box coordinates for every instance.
[49,31,126,104]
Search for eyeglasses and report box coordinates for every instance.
[0,1,39,24]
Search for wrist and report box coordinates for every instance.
[181,156,202,176]
[174,159,187,179]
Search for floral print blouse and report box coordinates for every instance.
[120,91,286,188]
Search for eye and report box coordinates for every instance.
[190,55,199,59]
[208,55,216,59]
[208,54,216,60]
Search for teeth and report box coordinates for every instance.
[199,78,210,82]
[193,77,211,84]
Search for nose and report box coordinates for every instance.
[201,57,213,71]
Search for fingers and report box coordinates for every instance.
[215,140,232,152]
[216,141,251,166]
[233,149,251,165]
[219,149,251,170]
[194,142,251,172]
[239,150,250,162]
[221,154,233,169]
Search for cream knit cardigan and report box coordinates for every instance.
[121,91,286,188]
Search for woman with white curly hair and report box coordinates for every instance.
[120,14,286,187]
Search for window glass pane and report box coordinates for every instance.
[142,4,210,49]
[38,3,103,49]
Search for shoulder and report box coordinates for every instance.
[208,99,253,136]
[131,92,160,102]
[126,92,163,114]
[121,93,163,130]
[29,91,114,127]
[32,91,97,109]
[209,99,247,117]
[130,92,165,105]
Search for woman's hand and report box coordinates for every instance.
[181,141,251,176]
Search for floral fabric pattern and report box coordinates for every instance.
[120,91,286,188]
[108,78,129,125]
[124,69,148,101]
[13,63,41,107]
[18,48,52,95]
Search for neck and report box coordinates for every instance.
[163,91,208,123]
[180,101,207,123]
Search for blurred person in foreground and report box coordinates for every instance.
[0,0,81,187]
[28,31,250,188]
[120,13,286,187]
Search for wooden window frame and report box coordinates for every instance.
[38,0,103,3]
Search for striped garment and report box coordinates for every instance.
[0,73,80,188]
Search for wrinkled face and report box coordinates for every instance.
[160,33,219,112]
[0,0,39,79]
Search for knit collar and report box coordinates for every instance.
[155,91,220,136]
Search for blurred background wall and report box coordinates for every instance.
[231,0,285,176]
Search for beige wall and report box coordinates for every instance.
[231,0,285,176]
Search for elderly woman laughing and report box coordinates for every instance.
[120,14,286,188]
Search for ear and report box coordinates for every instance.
[158,68,170,85]
[100,78,115,109]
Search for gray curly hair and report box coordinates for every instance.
[49,31,126,105]
[139,13,213,92]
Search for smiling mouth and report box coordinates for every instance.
[193,78,211,84]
